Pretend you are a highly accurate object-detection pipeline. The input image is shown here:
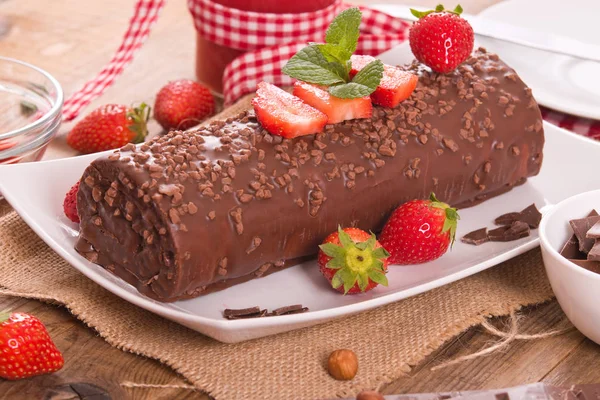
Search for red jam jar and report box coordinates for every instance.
[194,0,336,94]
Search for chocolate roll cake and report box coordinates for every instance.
[76,48,545,302]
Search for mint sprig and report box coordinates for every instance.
[282,8,384,99]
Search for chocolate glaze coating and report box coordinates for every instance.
[76,49,544,302]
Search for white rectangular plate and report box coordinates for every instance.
[1,123,598,343]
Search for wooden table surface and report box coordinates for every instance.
[1,0,598,398]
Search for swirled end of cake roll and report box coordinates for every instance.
[76,48,545,302]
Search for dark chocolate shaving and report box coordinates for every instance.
[494,212,521,226]
[461,228,489,246]
[224,304,308,319]
[588,240,600,262]
[519,204,542,229]
[495,393,510,400]
[569,215,600,253]
[488,221,530,242]
[560,235,587,260]
[223,306,261,319]
[586,220,600,239]
[494,204,541,229]
[271,304,306,315]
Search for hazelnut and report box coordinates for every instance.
[356,390,385,400]
[327,349,358,381]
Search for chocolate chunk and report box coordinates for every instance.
[494,212,521,226]
[588,240,600,262]
[461,228,489,246]
[569,215,600,253]
[271,304,308,316]
[571,259,600,274]
[495,393,510,400]
[586,220,600,239]
[560,234,587,260]
[519,203,542,229]
[494,204,541,229]
[488,221,530,242]
[223,306,261,319]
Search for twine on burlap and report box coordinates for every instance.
[430,311,574,371]
[0,97,561,399]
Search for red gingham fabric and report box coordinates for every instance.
[61,0,165,122]
[63,0,600,142]
[541,107,600,140]
[187,0,410,104]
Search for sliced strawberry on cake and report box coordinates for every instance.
[252,82,328,139]
[293,82,372,124]
[350,55,418,108]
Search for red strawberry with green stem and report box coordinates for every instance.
[67,103,150,154]
[318,227,390,294]
[409,4,474,74]
[379,193,459,265]
[0,312,64,380]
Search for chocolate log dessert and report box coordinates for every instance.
[76,49,545,302]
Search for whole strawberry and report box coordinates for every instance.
[63,181,80,223]
[379,193,459,264]
[318,227,390,294]
[67,103,149,154]
[409,4,474,73]
[0,312,64,380]
[154,80,215,131]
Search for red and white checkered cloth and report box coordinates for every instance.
[62,0,600,141]
[188,0,410,105]
[61,0,165,122]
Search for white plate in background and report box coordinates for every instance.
[374,1,600,120]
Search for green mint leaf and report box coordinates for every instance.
[328,59,384,98]
[325,7,361,54]
[282,45,346,85]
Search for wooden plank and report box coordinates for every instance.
[382,302,587,394]
[542,335,600,386]
[0,295,207,399]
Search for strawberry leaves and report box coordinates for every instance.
[283,8,384,99]
[127,102,151,144]
[429,192,460,246]
[319,226,390,294]
[410,4,463,19]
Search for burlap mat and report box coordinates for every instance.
[0,97,555,399]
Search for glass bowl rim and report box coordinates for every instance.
[0,56,64,141]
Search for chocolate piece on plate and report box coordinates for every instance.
[271,304,308,316]
[223,306,263,319]
[569,215,600,253]
[588,240,600,262]
[461,228,489,246]
[560,235,587,260]
[494,212,521,226]
[488,221,530,242]
[494,393,509,400]
[586,220,600,239]
[519,203,542,229]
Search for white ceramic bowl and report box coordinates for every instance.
[539,189,600,345]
